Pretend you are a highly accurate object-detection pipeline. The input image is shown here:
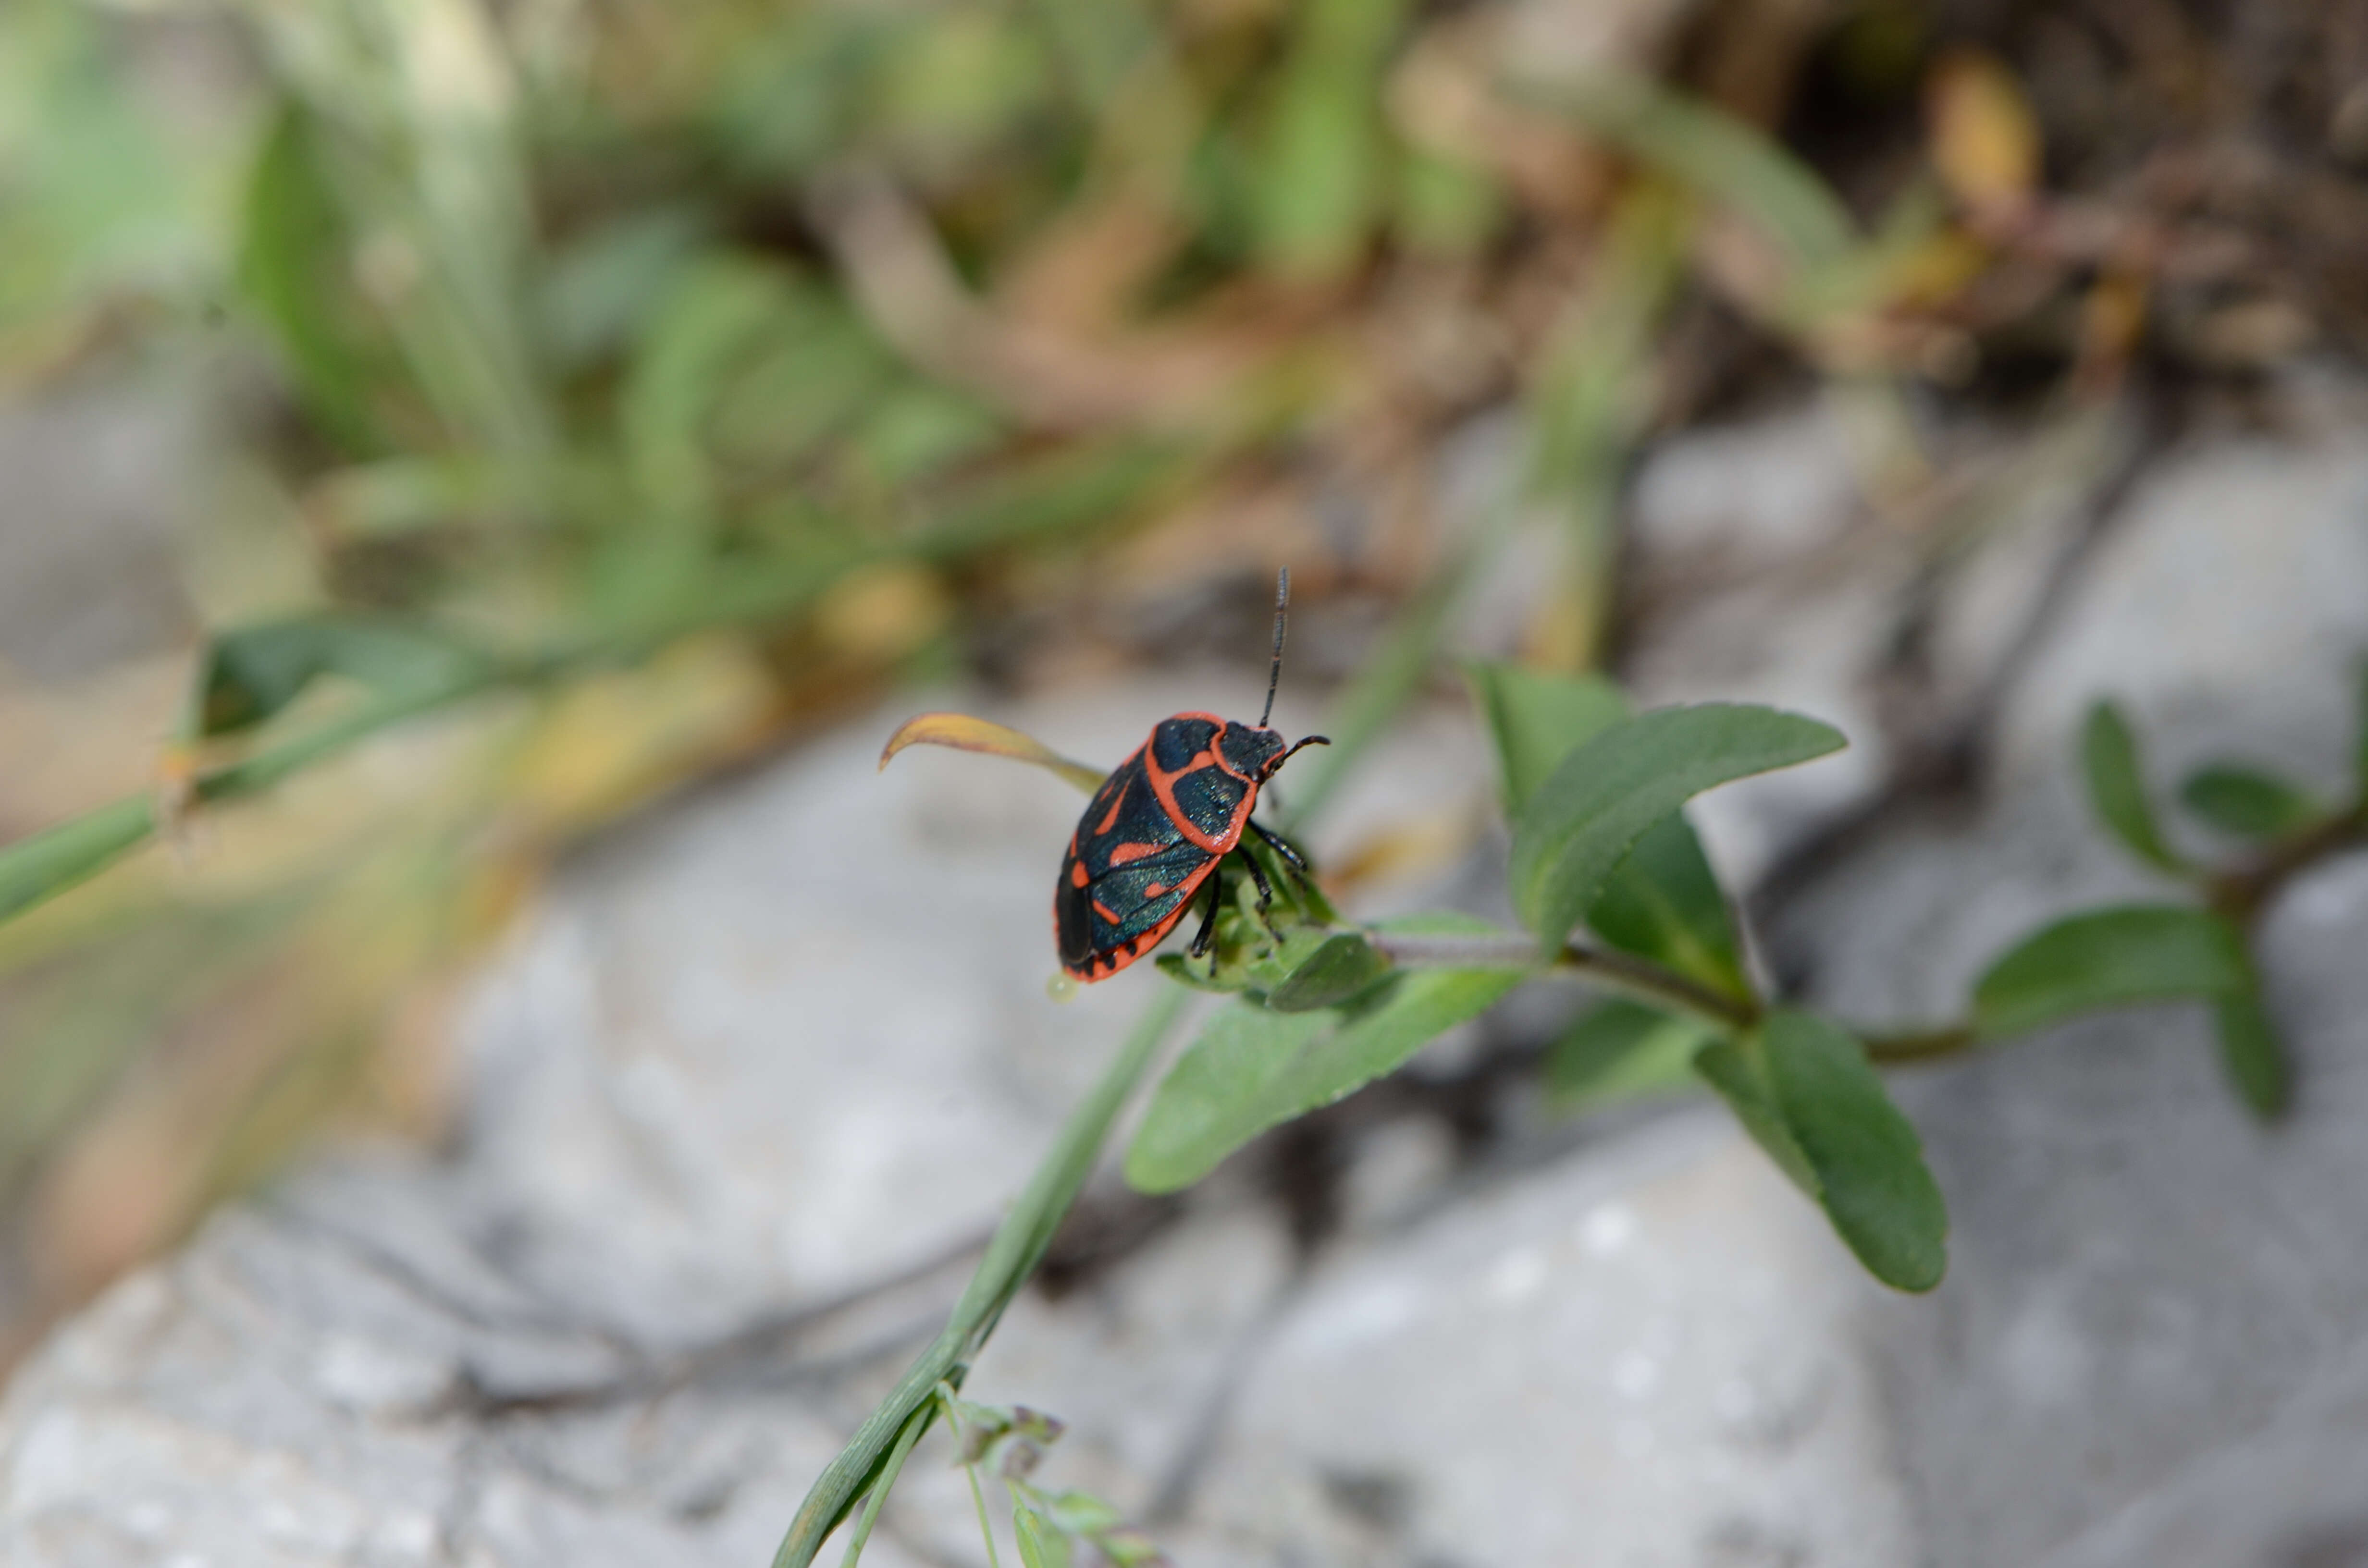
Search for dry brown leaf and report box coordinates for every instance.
[1929,48,2042,218]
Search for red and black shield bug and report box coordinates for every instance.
[1055,571,1329,982]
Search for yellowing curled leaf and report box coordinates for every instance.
[1928,48,2039,215]
[878,713,1106,794]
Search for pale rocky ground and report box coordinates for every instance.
[6,371,2368,1567]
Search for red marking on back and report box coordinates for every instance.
[1070,859,1089,888]
[1139,714,1256,856]
[1143,881,1168,898]
[1056,826,1223,984]
[1091,757,1136,835]
[1108,842,1162,865]
[1092,898,1121,923]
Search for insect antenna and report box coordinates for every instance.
[1259,567,1291,727]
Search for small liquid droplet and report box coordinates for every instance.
[1046,972,1080,1004]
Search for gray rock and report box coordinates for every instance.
[1173,1119,1918,1568]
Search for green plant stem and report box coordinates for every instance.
[0,666,507,926]
[837,1404,931,1568]
[0,439,1190,939]
[1367,927,1757,1032]
[771,985,1189,1568]
[2206,802,2368,924]
[1861,800,2368,1067]
[962,1460,1004,1568]
[1859,1025,1978,1063]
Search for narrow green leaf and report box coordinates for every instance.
[1126,918,1524,1192]
[537,204,710,369]
[621,254,796,532]
[236,101,384,453]
[2080,700,2184,873]
[1973,904,2251,1038]
[1463,662,1626,814]
[1042,1492,1123,1536]
[1517,70,1855,270]
[0,798,154,926]
[1249,0,1409,279]
[2356,659,2368,802]
[191,614,488,738]
[2178,763,2321,841]
[1546,1000,1706,1111]
[1510,704,1846,950]
[1092,1528,1167,1568]
[1265,933,1391,1012]
[2215,989,2290,1120]
[1014,1503,1072,1568]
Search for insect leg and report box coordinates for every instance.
[1188,875,1224,959]
[1246,818,1313,878]
[1236,844,1281,938]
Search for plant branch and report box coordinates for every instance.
[1856,802,2368,1068]
[1366,929,1758,1032]
[2207,803,2368,925]
[0,665,512,926]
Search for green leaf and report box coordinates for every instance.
[1266,933,1392,1012]
[1014,1503,1072,1568]
[1468,664,1751,997]
[1464,662,1626,814]
[1124,1002,1331,1192]
[1042,1492,1123,1536]
[1509,704,1846,950]
[2214,989,2290,1120]
[1973,904,2251,1038]
[1154,952,1239,994]
[236,102,384,453]
[1584,813,1752,1001]
[1546,1000,1707,1111]
[190,615,488,739]
[2080,700,2184,873]
[1518,70,1855,271]
[2356,659,2368,802]
[1094,1530,1167,1568]
[537,205,711,369]
[2178,763,2321,841]
[1696,1017,1948,1292]
[0,797,154,927]
[1126,918,1525,1192]
[620,254,815,532]
[1759,1010,1948,1292]
[1250,0,1410,279]
[1692,1037,1816,1193]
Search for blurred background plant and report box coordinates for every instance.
[3,0,2366,1370]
